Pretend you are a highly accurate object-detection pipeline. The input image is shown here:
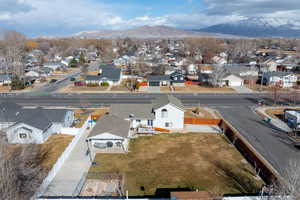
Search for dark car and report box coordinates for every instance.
[257,99,265,106]
[50,79,57,83]
[70,77,76,81]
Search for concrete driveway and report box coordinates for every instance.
[231,86,255,93]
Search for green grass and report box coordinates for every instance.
[88,133,263,196]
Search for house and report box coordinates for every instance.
[221,74,244,87]
[25,70,40,78]
[263,72,297,88]
[148,75,171,87]
[85,65,122,86]
[43,61,64,71]
[0,74,12,86]
[284,110,300,129]
[199,66,214,74]
[198,73,213,85]
[87,114,131,153]
[263,58,278,72]
[224,66,259,77]
[111,95,185,130]
[39,67,54,77]
[0,102,74,144]
[170,71,185,87]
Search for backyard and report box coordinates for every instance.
[88,133,263,197]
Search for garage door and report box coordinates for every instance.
[229,81,243,87]
[149,81,160,86]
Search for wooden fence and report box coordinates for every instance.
[184,118,221,125]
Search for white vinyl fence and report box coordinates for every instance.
[33,117,91,199]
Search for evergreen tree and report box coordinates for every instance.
[69,58,78,68]
[79,52,86,65]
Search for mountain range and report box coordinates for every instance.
[74,17,300,39]
[197,17,300,38]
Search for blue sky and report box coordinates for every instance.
[0,0,300,37]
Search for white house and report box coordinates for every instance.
[221,74,244,87]
[87,114,131,153]
[0,102,74,144]
[111,95,185,130]
[263,72,297,88]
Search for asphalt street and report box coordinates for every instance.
[218,106,300,177]
[0,93,263,107]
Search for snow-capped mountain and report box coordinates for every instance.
[198,17,300,38]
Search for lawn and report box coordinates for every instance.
[39,134,74,170]
[88,133,263,196]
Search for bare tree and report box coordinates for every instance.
[272,158,300,200]
[3,30,26,76]
[0,140,47,199]
[211,66,226,87]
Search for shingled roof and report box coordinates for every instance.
[89,114,130,138]
[152,95,184,110]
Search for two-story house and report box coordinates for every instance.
[263,71,297,88]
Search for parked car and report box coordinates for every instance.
[70,77,76,81]
[50,79,57,83]
[257,99,265,106]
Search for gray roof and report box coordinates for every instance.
[0,101,71,131]
[89,114,130,138]
[148,75,171,81]
[13,108,71,131]
[87,66,121,82]
[111,104,154,119]
[0,74,12,81]
[263,71,294,78]
[152,95,184,110]
[0,101,23,122]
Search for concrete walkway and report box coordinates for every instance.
[185,124,221,133]
[44,128,94,196]
[255,106,292,132]
[231,86,255,93]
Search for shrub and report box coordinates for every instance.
[100,82,109,87]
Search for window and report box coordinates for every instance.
[147,120,153,126]
[19,133,27,139]
[161,109,168,118]
[165,122,172,128]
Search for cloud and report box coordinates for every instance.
[0,0,33,13]
[202,0,300,17]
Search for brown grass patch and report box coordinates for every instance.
[161,85,234,93]
[39,134,73,169]
[89,134,263,196]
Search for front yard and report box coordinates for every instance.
[88,133,263,196]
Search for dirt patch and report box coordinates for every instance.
[111,85,130,92]
[74,108,109,128]
[89,134,263,196]
[185,107,216,119]
[59,85,109,93]
[161,85,234,93]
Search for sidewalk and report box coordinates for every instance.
[255,106,292,132]
[231,86,255,93]
[44,127,94,196]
